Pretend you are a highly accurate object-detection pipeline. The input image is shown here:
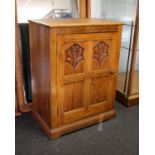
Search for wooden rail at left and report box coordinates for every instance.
[15,1,32,115]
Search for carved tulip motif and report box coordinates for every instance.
[93,41,109,66]
[65,44,84,69]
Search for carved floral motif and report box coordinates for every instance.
[93,41,109,65]
[65,44,84,69]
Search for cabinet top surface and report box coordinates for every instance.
[29,18,123,27]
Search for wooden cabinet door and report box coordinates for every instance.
[57,33,119,126]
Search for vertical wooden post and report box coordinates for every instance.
[80,0,87,18]
[127,0,139,96]
[80,0,91,18]
[15,0,25,113]
[86,0,91,18]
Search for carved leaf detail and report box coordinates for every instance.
[65,44,84,69]
[93,41,109,65]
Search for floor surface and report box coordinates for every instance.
[15,102,139,155]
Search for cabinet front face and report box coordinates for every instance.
[57,32,118,126]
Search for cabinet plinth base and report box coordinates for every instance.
[32,109,116,139]
[116,90,139,107]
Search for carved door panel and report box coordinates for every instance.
[57,33,118,126]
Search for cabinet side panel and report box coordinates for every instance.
[29,23,51,127]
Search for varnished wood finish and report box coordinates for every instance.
[80,0,91,18]
[116,90,139,107]
[29,18,122,28]
[127,1,139,96]
[80,0,87,18]
[29,24,52,127]
[15,1,33,114]
[15,1,25,114]
[86,0,91,18]
[29,19,122,139]
[33,108,116,139]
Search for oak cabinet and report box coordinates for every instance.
[29,19,122,139]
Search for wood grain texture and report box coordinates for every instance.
[29,18,122,28]
[64,42,86,75]
[63,81,84,112]
[29,23,52,127]
[29,19,122,139]
[92,40,112,70]
[116,90,139,107]
[33,107,116,139]
[50,28,58,128]
[56,25,118,35]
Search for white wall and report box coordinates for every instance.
[17,0,72,23]
[91,0,102,18]
[101,0,137,21]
